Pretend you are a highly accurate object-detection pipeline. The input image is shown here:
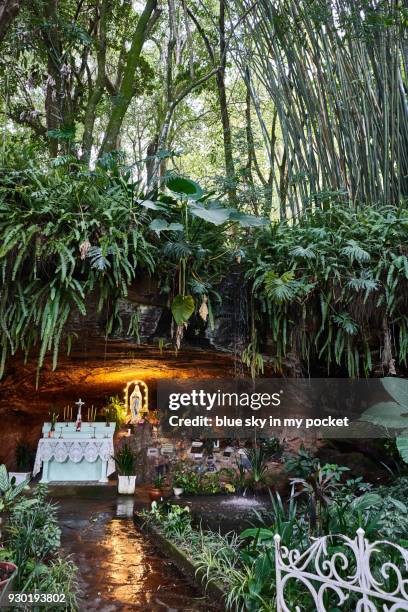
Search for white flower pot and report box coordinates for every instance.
[118,475,136,495]
[9,472,31,485]
[173,487,183,498]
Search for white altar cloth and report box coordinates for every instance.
[34,438,115,483]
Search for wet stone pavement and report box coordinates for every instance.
[51,485,219,612]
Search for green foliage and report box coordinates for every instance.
[0,152,155,382]
[113,444,135,476]
[8,493,61,568]
[0,464,30,513]
[142,465,408,612]
[165,175,204,200]
[152,474,166,489]
[155,503,192,538]
[283,447,319,477]
[171,294,195,325]
[246,204,408,376]
[105,395,127,431]
[171,465,223,494]
[244,447,269,487]
[361,378,408,463]
[242,342,264,379]
[2,483,80,609]
[0,150,270,372]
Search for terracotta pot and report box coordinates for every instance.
[148,487,162,502]
[161,486,172,498]
[0,561,17,602]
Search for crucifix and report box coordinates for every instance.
[75,398,85,430]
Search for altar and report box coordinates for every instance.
[33,422,116,484]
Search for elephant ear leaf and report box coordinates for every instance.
[189,203,233,225]
[165,176,203,200]
[382,377,408,409]
[171,295,195,325]
[360,402,408,428]
[229,211,269,227]
[149,218,169,233]
[396,431,408,463]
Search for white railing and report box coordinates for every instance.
[274,528,408,611]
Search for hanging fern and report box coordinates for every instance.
[245,203,408,377]
[0,154,156,382]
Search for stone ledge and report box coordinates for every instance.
[133,514,226,606]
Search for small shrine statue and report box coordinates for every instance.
[129,384,143,424]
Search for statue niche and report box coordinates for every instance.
[124,380,149,424]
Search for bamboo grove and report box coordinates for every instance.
[236,0,408,216]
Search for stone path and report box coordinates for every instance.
[53,486,219,611]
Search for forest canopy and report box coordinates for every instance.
[1,0,408,381]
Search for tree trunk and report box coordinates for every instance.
[99,0,157,156]
[217,0,236,203]
[81,0,110,162]
[381,317,397,375]
[0,0,22,45]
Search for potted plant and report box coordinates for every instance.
[149,474,165,502]
[9,440,33,485]
[113,445,136,494]
[48,411,59,437]
[172,470,186,498]
[104,407,112,427]
[244,446,269,492]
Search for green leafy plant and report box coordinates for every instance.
[360,378,408,463]
[171,294,195,326]
[244,446,269,488]
[291,465,342,535]
[113,444,135,476]
[48,411,59,432]
[2,483,79,607]
[246,205,408,377]
[153,474,165,490]
[0,464,30,513]
[105,396,127,432]
[283,447,319,477]
[0,156,155,384]
[172,468,201,493]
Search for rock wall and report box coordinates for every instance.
[0,342,236,469]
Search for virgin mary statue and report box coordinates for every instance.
[129,384,143,424]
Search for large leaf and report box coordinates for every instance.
[149,218,169,233]
[382,377,408,408]
[149,219,184,234]
[396,431,408,463]
[171,295,195,325]
[0,464,9,492]
[240,527,274,541]
[139,199,168,211]
[350,493,382,510]
[229,211,269,227]
[166,176,203,200]
[189,203,233,225]
[360,401,408,428]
